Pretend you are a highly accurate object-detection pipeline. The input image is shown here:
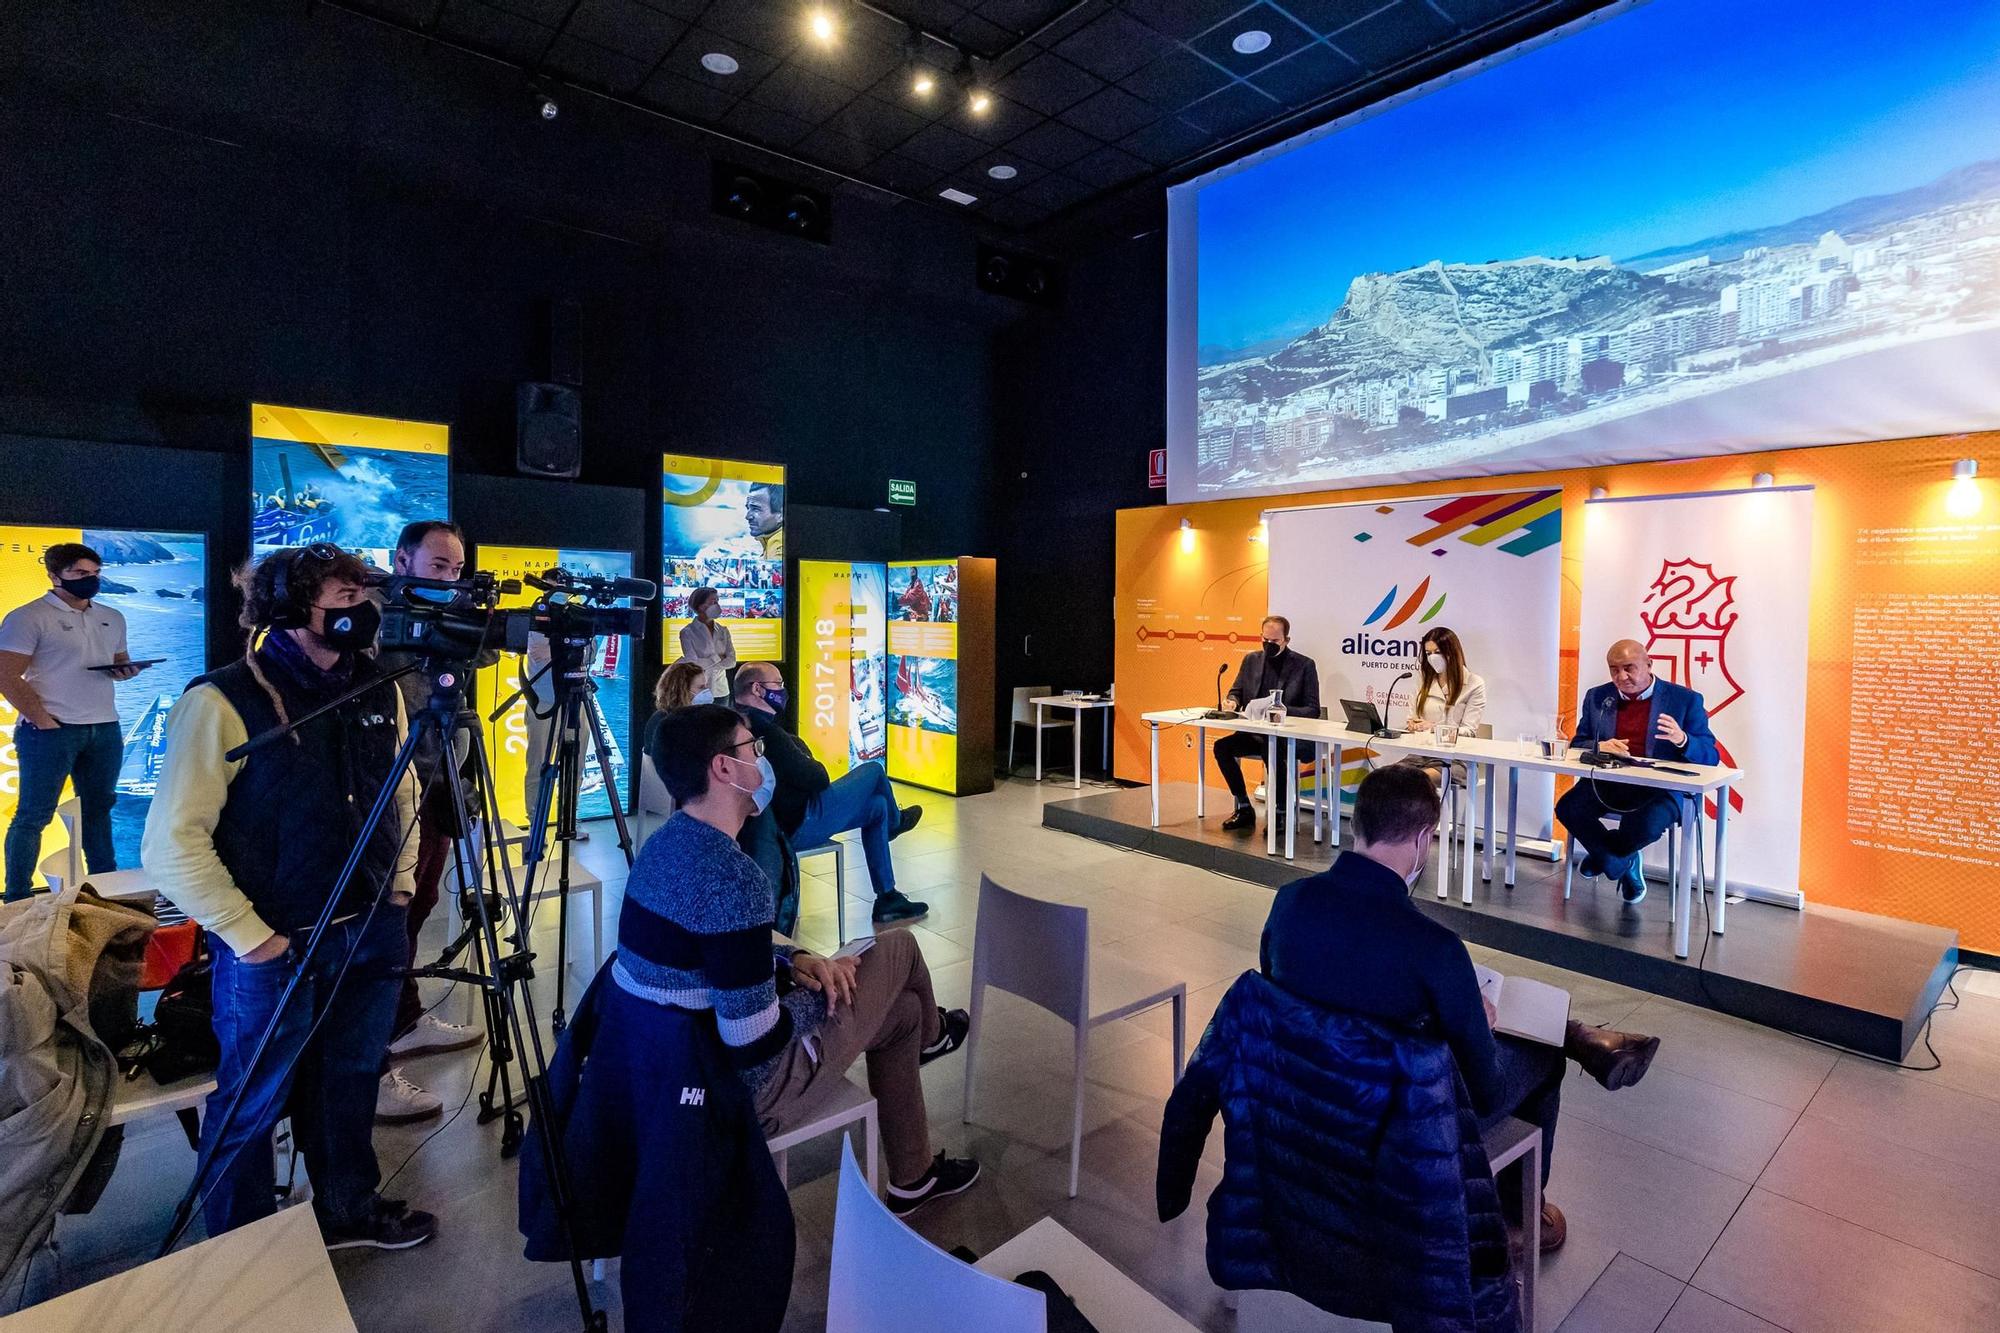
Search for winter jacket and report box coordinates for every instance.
[519,962,794,1333]
[0,887,154,1290]
[1157,970,1518,1333]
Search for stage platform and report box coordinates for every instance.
[1044,783,1959,1062]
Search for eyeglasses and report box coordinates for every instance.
[726,737,766,758]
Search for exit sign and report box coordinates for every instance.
[888,479,917,506]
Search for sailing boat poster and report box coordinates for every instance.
[0,525,207,875]
[250,403,450,568]
[474,545,635,827]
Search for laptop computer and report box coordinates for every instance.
[1340,698,1401,738]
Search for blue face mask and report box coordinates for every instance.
[760,685,789,712]
[725,754,777,814]
[692,688,715,706]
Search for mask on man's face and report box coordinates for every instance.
[1262,639,1283,659]
[59,574,101,601]
[314,600,382,653]
[1405,834,1433,890]
[760,684,789,712]
[722,752,776,814]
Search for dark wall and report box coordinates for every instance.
[993,231,1165,755]
[0,0,1013,562]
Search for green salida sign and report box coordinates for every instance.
[888,479,916,506]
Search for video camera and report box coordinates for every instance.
[372,566,653,662]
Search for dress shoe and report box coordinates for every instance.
[1564,1020,1661,1091]
[1508,1200,1567,1259]
[1220,806,1256,833]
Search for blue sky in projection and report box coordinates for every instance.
[1196,0,2000,352]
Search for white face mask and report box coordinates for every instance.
[1426,652,1446,673]
[692,688,715,705]
[1406,837,1432,890]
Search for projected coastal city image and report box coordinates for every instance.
[1188,0,2000,498]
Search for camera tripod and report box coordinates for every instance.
[159,652,609,1332]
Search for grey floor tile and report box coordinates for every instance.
[1757,1112,2000,1280]
[1557,1252,1686,1333]
[1657,1288,1787,1333]
[1545,1115,1752,1281]
[1614,998,1837,1111]
[1912,989,2000,1105]
[1692,1189,2000,1333]
[1804,1057,2000,1172]
[1564,1064,1799,1183]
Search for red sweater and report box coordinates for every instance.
[1613,693,1651,754]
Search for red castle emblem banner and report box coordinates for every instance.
[1639,558,1745,716]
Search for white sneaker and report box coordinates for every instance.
[375,1069,443,1124]
[388,1013,485,1061]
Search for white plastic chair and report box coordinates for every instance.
[634,750,674,845]
[1562,808,1677,904]
[768,1076,877,1192]
[1006,685,1072,774]
[962,875,1187,1197]
[797,838,848,945]
[827,1138,1045,1333]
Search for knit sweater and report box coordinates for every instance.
[612,811,824,1094]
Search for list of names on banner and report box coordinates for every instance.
[1847,591,2000,868]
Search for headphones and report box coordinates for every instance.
[264,542,341,630]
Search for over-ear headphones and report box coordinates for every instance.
[265,542,340,630]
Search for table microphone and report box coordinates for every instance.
[1375,670,1411,738]
[1203,662,1238,720]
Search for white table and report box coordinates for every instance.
[1142,708,1740,959]
[975,1216,1200,1333]
[1031,694,1114,790]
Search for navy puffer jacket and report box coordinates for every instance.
[1157,971,1518,1333]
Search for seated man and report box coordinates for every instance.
[625,705,977,1215]
[732,661,926,925]
[1261,765,1662,1252]
[1215,615,1320,836]
[1558,638,1719,904]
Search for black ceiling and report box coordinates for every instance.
[340,0,1608,235]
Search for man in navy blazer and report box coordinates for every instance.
[1558,639,1719,904]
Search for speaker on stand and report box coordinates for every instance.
[516,382,581,478]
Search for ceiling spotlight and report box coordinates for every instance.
[1179,517,1195,553]
[533,89,559,120]
[955,57,990,116]
[1947,458,1982,519]
[701,52,740,76]
[970,90,992,114]
[807,7,837,44]
[904,25,936,97]
[912,68,935,95]
[987,164,1017,180]
[1232,29,1272,55]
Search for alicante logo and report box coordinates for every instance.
[1342,577,1446,657]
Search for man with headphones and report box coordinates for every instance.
[143,543,437,1249]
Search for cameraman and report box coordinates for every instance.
[142,543,437,1249]
[373,520,486,1125]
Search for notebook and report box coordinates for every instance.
[1472,963,1571,1047]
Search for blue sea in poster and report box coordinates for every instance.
[251,439,449,564]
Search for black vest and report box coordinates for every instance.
[192,650,406,935]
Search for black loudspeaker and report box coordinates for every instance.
[711,161,831,244]
[976,244,1062,307]
[516,382,581,478]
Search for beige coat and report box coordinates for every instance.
[0,887,154,1290]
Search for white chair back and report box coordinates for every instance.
[827,1138,1045,1333]
[1010,686,1051,726]
[972,874,1089,1027]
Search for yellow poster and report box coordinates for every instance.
[251,403,450,568]
[884,561,960,793]
[661,455,785,661]
[798,561,889,779]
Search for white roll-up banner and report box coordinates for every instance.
[1269,489,1564,838]
[1576,487,1813,897]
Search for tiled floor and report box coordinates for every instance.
[27,777,2000,1332]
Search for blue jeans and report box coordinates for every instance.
[792,761,901,899]
[1478,1034,1565,1214]
[1555,780,1681,882]
[5,719,121,901]
[199,905,405,1237]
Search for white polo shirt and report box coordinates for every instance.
[0,591,129,724]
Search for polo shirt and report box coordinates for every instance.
[0,591,128,724]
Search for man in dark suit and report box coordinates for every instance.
[1558,639,1721,905]
[1262,765,1661,1254]
[1216,615,1320,835]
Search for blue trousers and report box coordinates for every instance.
[1555,780,1681,882]
[199,906,405,1237]
[792,761,901,899]
[5,719,121,901]
[1478,1035,1565,1211]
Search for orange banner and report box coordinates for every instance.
[1117,432,2000,951]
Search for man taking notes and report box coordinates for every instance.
[1214,615,1320,837]
[1557,638,1719,905]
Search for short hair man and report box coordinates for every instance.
[1558,639,1719,904]
[1261,765,1661,1252]
[744,484,784,558]
[732,661,925,924]
[142,543,435,1248]
[0,542,146,901]
[631,705,975,1214]
[371,520,485,1123]
[1214,615,1321,836]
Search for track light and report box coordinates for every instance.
[1179,518,1195,553]
[1947,458,1982,519]
[807,7,837,44]
[903,26,936,97]
[955,58,990,116]
[529,83,558,121]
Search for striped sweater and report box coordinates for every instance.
[612,811,824,1094]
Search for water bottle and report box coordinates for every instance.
[1268,689,1286,725]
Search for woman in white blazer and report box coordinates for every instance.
[676,585,736,701]
[1406,625,1486,736]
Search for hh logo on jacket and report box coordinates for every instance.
[680,1086,705,1106]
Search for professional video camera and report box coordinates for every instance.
[372,566,653,661]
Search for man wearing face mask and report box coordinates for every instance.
[1260,766,1660,1254]
[732,661,926,925]
[143,543,436,1249]
[0,542,145,901]
[1213,615,1321,836]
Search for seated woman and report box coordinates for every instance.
[639,661,711,827]
[625,705,979,1215]
[1405,625,1486,738]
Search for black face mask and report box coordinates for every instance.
[60,575,101,601]
[315,600,381,653]
[1262,639,1283,659]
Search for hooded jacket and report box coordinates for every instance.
[1157,970,1518,1333]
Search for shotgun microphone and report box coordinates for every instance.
[1375,670,1412,738]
